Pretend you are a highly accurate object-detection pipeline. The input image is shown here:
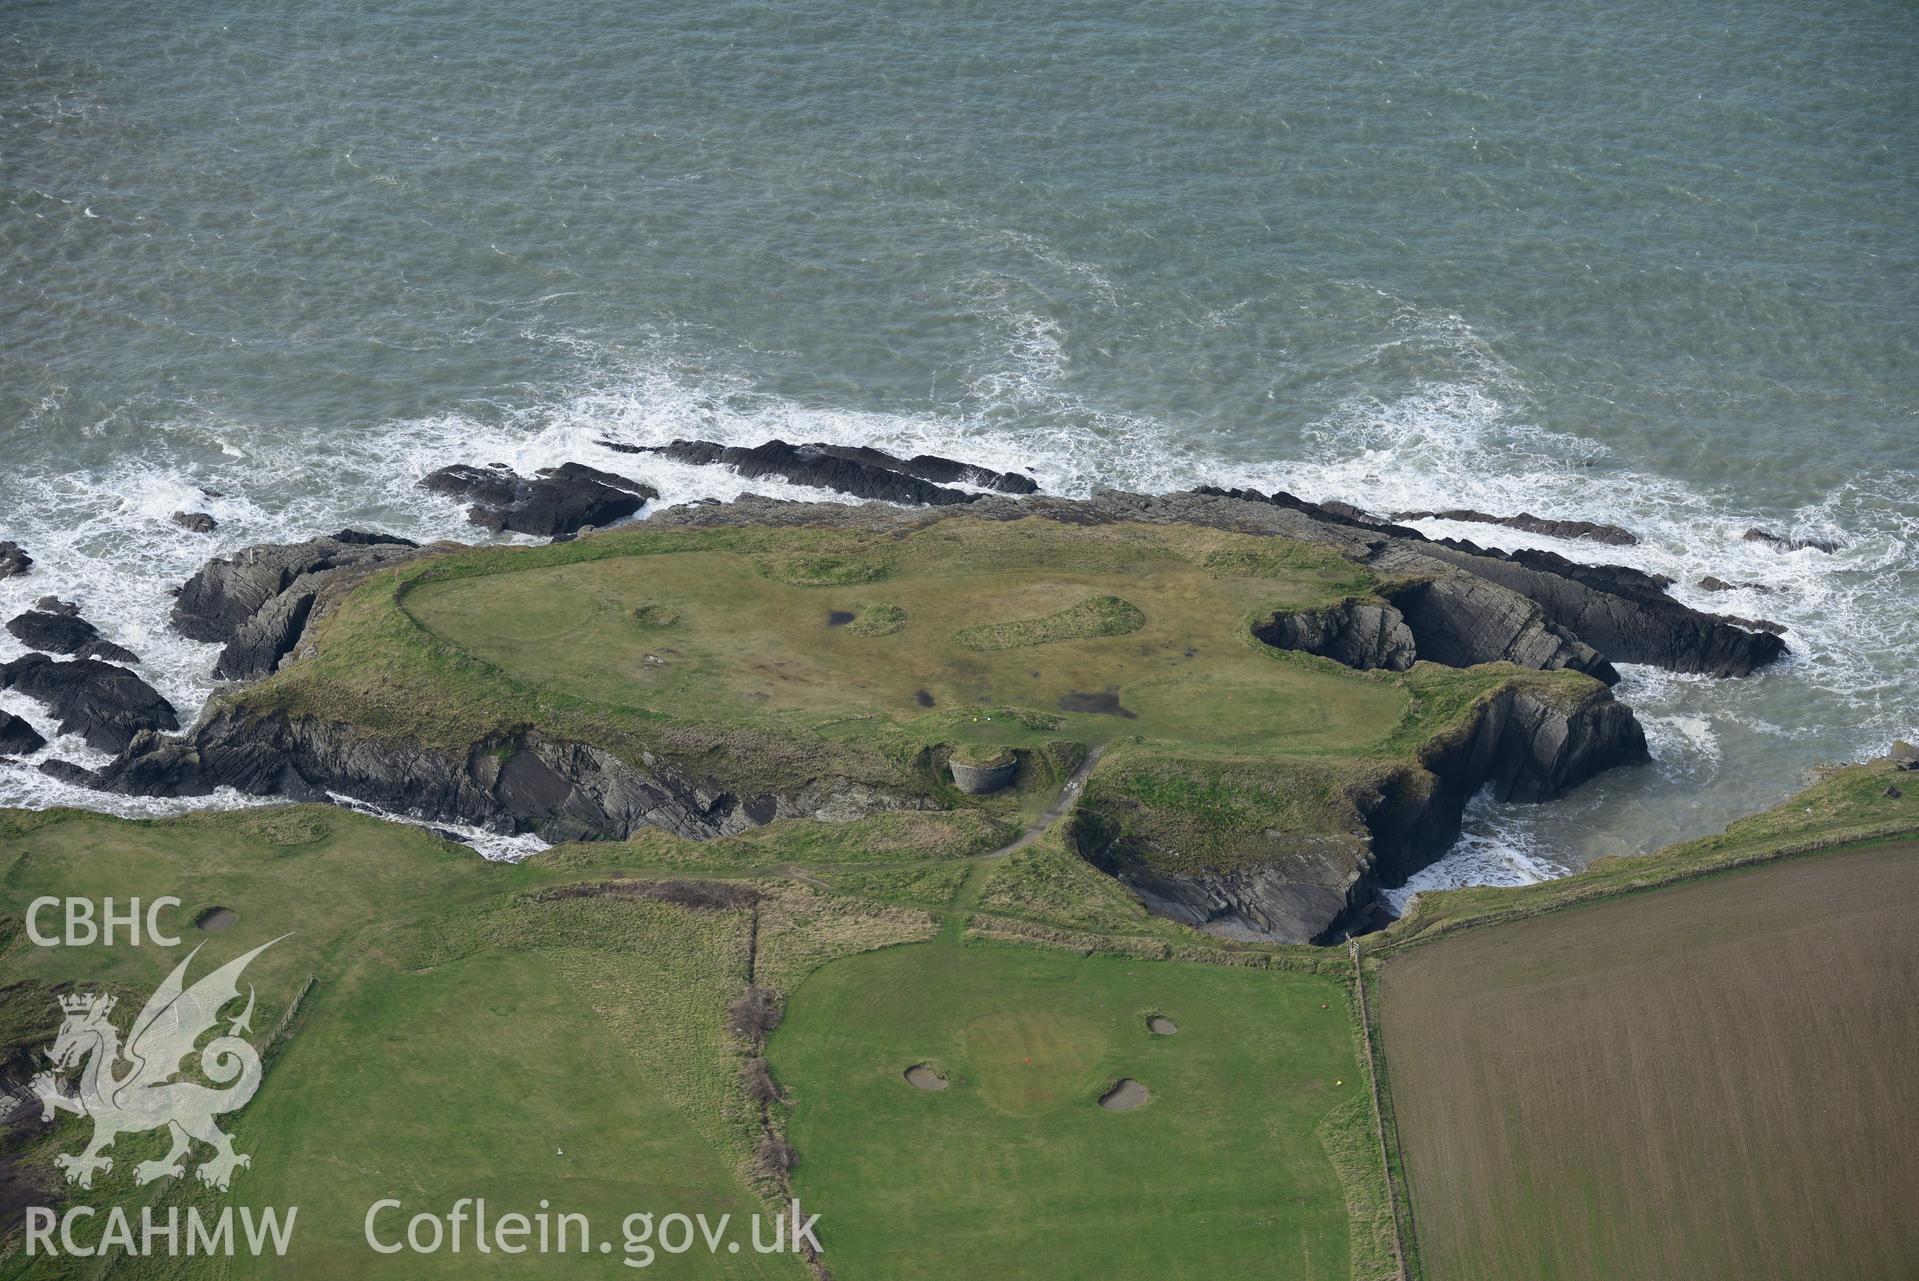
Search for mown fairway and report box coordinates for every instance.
[1378,840,1919,1281]
[770,935,1365,1281]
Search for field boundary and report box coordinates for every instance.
[1362,819,1919,962]
[1349,940,1413,1281]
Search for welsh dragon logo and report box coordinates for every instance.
[30,938,284,1192]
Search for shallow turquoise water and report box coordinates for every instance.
[3,0,1915,884]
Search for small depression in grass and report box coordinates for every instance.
[196,906,237,933]
[1059,688,1135,718]
[1147,1015,1178,1036]
[903,1064,949,1092]
[826,610,856,628]
[1098,1078,1150,1111]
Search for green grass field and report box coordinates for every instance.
[0,807,939,1279]
[770,933,1366,1281]
[394,518,1405,756]
[0,795,1395,1281]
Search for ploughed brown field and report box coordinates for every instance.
[1378,840,1919,1281]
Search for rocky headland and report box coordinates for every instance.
[8,446,1801,942]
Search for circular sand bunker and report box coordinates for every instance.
[196,906,237,933]
[903,1064,949,1091]
[1098,1078,1150,1111]
[1147,1015,1178,1036]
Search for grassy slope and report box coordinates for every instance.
[1365,754,1919,951]
[226,515,1602,870]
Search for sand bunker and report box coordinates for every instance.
[903,1064,949,1091]
[1099,1078,1150,1110]
[1147,1015,1178,1036]
[196,906,237,933]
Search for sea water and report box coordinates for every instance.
[3,0,1914,889]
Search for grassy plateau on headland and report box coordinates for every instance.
[0,511,1912,1280]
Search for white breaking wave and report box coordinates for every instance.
[1,330,1913,897]
[1377,791,1572,917]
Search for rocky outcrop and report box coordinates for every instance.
[1394,508,1638,546]
[96,710,928,842]
[0,654,177,753]
[0,711,46,755]
[1410,543,1787,676]
[171,511,218,533]
[807,443,1037,495]
[1188,486,1787,677]
[1698,576,1771,593]
[419,462,657,537]
[1379,577,1614,681]
[1253,600,1416,671]
[1106,846,1363,946]
[631,438,999,506]
[0,542,30,579]
[1078,682,1648,944]
[37,758,97,787]
[6,599,139,664]
[172,530,427,680]
[1744,527,1842,554]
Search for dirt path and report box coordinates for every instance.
[937,745,1108,942]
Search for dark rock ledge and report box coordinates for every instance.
[0,711,47,756]
[96,712,930,841]
[1393,507,1638,546]
[171,530,429,680]
[419,462,658,537]
[7,598,140,665]
[0,654,176,755]
[610,438,1038,506]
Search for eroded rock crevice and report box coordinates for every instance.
[1076,683,1648,945]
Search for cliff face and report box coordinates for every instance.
[1078,682,1649,944]
[1252,600,1417,671]
[171,531,429,681]
[99,710,931,841]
